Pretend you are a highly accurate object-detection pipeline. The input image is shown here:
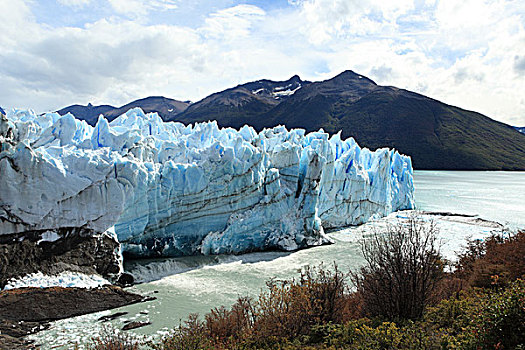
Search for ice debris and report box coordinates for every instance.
[2,271,110,290]
[0,108,414,257]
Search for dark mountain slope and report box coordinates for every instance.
[316,89,525,170]
[174,70,525,170]
[175,75,310,129]
[57,96,190,126]
[104,96,189,122]
[56,103,115,126]
[57,71,525,170]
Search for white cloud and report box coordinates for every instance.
[0,0,524,127]
[291,0,414,44]
[108,0,148,17]
[0,0,37,46]
[202,5,266,40]
[57,0,92,8]
[285,0,525,125]
[108,0,178,18]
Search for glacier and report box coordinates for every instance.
[0,108,414,258]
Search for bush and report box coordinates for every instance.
[204,296,255,344]
[351,214,443,320]
[153,313,213,350]
[423,279,525,349]
[471,279,525,349]
[157,263,350,349]
[88,228,525,350]
[455,231,525,289]
[305,318,446,350]
[86,326,139,350]
[252,264,349,341]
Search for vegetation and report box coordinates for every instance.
[88,227,525,350]
[85,326,139,350]
[352,216,443,320]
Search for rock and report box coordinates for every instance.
[98,311,128,322]
[0,334,36,350]
[0,319,46,349]
[122,321,152,331]
[0,227,121,289]
[116,272,134,287]
[0,319,49,338]
[0,285,148,322]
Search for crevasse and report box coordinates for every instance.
[0,108,414,257]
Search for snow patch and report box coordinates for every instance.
[272,84,301,98]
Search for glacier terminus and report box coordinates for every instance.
[0,108,414,259]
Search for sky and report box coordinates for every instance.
[0,0,524,126]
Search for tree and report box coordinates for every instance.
[352,213,443,320]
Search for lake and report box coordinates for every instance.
[30,170,525,348]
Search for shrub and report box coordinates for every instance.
[86,326,139,350]
[252,263,349,341]
[306,319,444,350]
[154,313,213,350]
[351,214,444,320]
[455,231,525,289]
[88,228,525,350]
[471,279,525,349]
[204,296,255,344]
[158,263,350,349]
[423,279,525,349]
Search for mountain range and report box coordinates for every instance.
[57,97,190,126]
[56,71,525,170]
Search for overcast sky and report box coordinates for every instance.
[1,0,524,126]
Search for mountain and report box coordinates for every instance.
[56,71,525,170]
[175,75,310,129]
[172,71,525,170]
[0,106,5,115]
[57,96,190,126]
[515,126,525,134]
[57,103,115,126]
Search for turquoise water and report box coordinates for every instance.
[31,171,525,348]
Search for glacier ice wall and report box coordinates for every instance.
[0,108,414,257]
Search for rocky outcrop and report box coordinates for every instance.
[0,227,121,289]
[0,285,146,322]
